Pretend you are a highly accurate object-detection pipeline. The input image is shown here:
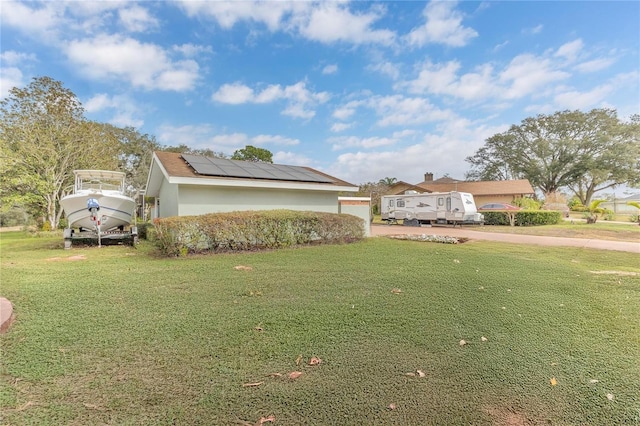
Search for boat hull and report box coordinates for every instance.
[61,191,136,231]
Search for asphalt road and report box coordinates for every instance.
[370,224,640,254]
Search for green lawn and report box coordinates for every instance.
[1,233,639,425]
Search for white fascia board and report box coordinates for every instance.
[169,176,358,193]
[145,153,170,196]
[338,196,371,201]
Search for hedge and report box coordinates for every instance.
[482,210,562,226]
[153,210,365,256]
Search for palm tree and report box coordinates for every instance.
[585,199,606,224]
[627,201,640,225]
[378,177,397,186]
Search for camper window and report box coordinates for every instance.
[397,200,405,207]
[438,197,444,206]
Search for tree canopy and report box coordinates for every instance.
[1,77,121,228]
[0,77,162,228]
[465,109,640,204]
[231,145,273,163]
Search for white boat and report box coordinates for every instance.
[60,170,136,232]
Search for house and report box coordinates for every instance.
[386,172,535,207]
[145,151,370,233]
[600,193,640,214]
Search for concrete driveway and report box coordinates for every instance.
[370,224,639,254]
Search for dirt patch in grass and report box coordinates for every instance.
[46,255,87,262]
[483,406,534,426]
[590,270,638,276]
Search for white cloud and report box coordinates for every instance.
[297,3,395,46]
[332,101,362,120]
[65,34,199,91]
[368,61,400,80]
[325,118,507,185]
[212,82,255,104]
[178,1,395,46]
[523,24,543,35]
[575,58,615,73]
[273,151,315,166]
[118,5,160,32]
[405,1,478,47]
[329,135,398,151]
[371,95,454,127]
[554,85,614,110]
[251,134,300,146]
[157,124,217,147]
[555,39,583,62]
[0,51,37,98]
[322,64,338,75]
[176,0,297,31]
[554,71,639,110]
[402,61,497,101]
[83,93,144,128]
[173,43,213,58]
[212,81,329,119]
[210,133,251,148]
[1,51,37,66]
[0,67,24,99]
[0,1,65,39]
[330,122,355,132]
[499,54,570,99]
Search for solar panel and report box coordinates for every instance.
[181,154,335,183]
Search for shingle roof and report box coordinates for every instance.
[153,151,355,187]
[416,179,535,196]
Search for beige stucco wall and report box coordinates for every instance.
[175,184,340,216]
[338,197,371,237]
[156,179,179,218]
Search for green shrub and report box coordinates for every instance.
[512,197,541,210]
[483,210,561,226]
[136,222,155,240]
[153,210,365,256]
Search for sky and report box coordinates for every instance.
[1,0,639,188]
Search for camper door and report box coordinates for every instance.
[436,195,450,219]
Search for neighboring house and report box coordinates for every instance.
[600,193,640,214]
[145,151,370,232]
[386,172,535,207]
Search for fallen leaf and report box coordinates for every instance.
[267,373,282,377]
[501,306,506,310]
[242,381,264,387]
[453,259,461,263]
[256,415,276,425]
[550,377,557,386]
[295,354,303,365]
[606,393,614,401]
[388,403,397,410]
[417,370,426,378]
[481,336,488,342]
[234,265,253,271]
[288,371,303,379]
[459,339,467,346]
[589,379,599,384]
[391,288,402,294]
[254,325,264,332]
[308,356,322,366]
[405,372,416,377]
[478,286,484,291]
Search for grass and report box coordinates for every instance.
[1,232,639,425]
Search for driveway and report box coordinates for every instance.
[370,224,640,254]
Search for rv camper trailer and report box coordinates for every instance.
[381,191,484,226]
